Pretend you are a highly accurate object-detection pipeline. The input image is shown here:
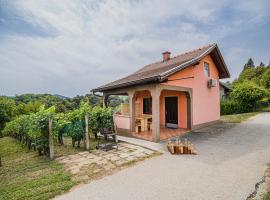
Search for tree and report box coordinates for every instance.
[259,62,265,67]
[243,58,255,70]
[108,95,125,108]
[0,97,16,135]
[237,67,256,83]
[231,82,267,111]
[261,68,270,88]
[16,101,43,115]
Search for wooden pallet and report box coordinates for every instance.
[167,139,197,155]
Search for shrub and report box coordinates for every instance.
[220,99,250,115]
[231,82,267,112]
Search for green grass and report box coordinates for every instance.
[0,137,77,200]
[0,136,158,199]
[260,106,270,112]
[262,165,270,200]
[220,112,259,123]
[263,192,270,200]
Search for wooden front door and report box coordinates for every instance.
[165,97,178,128]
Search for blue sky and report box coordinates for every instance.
[0,0,269,97]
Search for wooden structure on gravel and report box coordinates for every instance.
[167,138,197,155]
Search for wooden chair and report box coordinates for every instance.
[96,127,118,151]
[147,118,152,131]
[135,118,142,133]
[96,115,118,151]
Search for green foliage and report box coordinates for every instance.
[228,59,270,115]
[108,95,127,108]
[235,58,270,87]
[86,93,102,106]
[0,137,76,200]
[261,68,270,88]
[89,106,113,137]
[260,61,265,67]
[0,97,16,136]
[51,101,91,146]
[243,58,255,70]
[2,106,55,155]
[16,101,43,115]
[65,120,85,147]
[220,99,246,115]
[231,82,267,111]
[236,66,267,86]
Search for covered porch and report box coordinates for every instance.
[133,126,189,141]
[104,84,192,142]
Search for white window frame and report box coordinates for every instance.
[204,62,210,77]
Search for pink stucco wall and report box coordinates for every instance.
[114,114,130,130]
[115,55,220,130]
[134,90,188,129]
[162,55,220,126]
[135,90,151,116]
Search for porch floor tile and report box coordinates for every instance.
[117,136,165,152]
[132,127,190,141]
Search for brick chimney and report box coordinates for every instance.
[162,51,171,61]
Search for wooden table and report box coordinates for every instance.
[136,115,152,132]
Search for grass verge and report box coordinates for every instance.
[221,112,259,123]
[0,137,161,200]
[262,166,270,200]
[0,137,77,200]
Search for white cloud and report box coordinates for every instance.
[0,0,269,96]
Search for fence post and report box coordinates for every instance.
[84,113,90,150]
[48,117,54,160]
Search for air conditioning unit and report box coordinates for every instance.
[208,79,217,87]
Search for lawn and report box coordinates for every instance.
[0,135,110,200]
[220,112,259,123]
[0,136,157,200]
[0,137,77,200]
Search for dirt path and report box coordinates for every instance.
[55,113,270,200]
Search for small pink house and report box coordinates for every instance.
[92,43,230,142]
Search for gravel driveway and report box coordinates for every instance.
[55,113,270,200]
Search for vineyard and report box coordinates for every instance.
[2,102,114,159]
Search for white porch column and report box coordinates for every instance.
[151,86,161,142]
[128,91,135,133]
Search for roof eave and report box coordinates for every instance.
[214,45,230,79]
[91,76,160,92]
[159,44,217,81]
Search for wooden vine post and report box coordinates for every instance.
[48,116,54,160]
[84,113,90,150]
